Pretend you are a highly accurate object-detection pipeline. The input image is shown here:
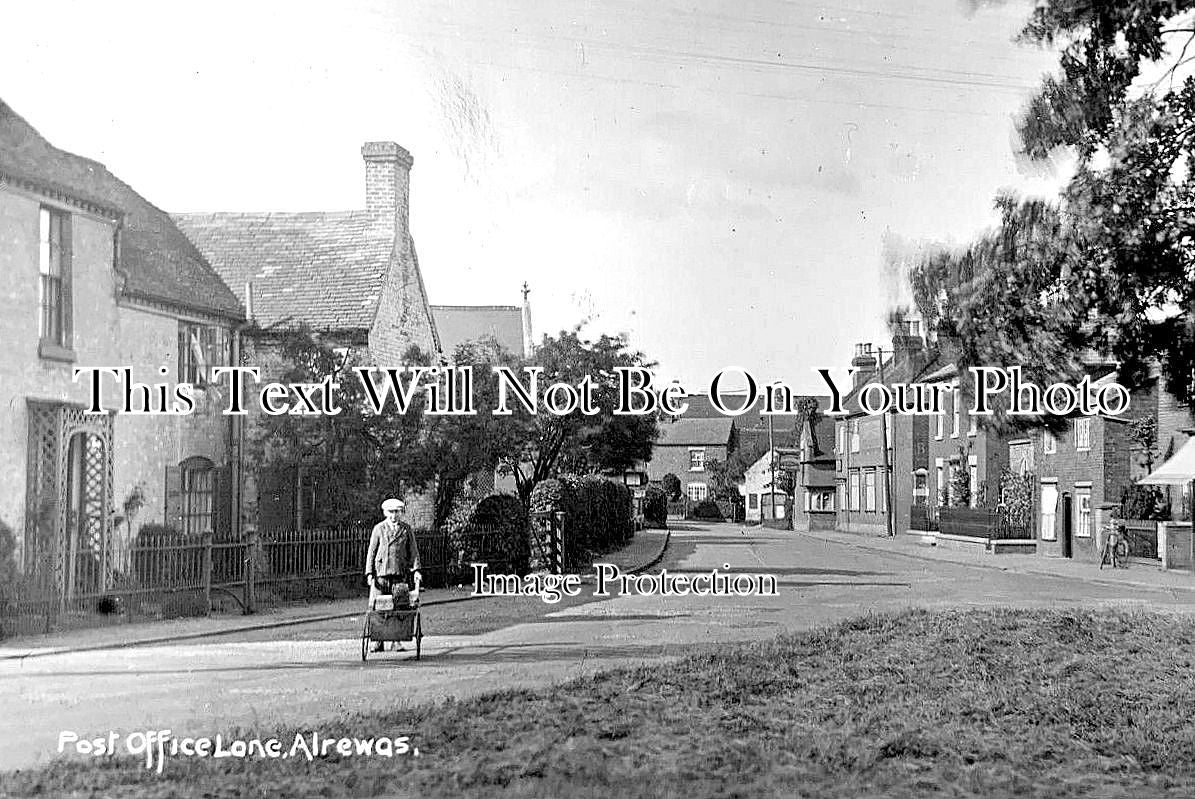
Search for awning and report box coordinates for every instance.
[1141,438,1195,485]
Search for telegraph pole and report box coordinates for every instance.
[768,397,776,521]
[876,346,895,537]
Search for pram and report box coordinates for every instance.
[360,584,422,661]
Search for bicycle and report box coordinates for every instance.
[1099,523,1129,569]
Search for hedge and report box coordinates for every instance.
[643,485,668,528]
[466,494,530,576]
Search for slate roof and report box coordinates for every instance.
[655,417,735,447]
[0,99,243,319]
[432,305,525,358]
[174,211,394,332]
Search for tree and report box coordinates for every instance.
[661,473,682,501]
[708,439,768,501]
[498,327,660,509]
[911,1,1195,409]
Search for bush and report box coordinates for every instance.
[690,500,725,521]
[643,485,668,528]
[662,473,682,501]
[1122,484,1170,521]
[0,519,17,637]
[466,494,530,575]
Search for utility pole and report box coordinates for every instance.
[876,346,895,537]
[768,395,776,522]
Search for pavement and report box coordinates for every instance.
[0,527,670,661]
[796,525,1195,593]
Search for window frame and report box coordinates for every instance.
[863,469,876,512]
[38,206,72,356]
[686,482,708,502]
[849,470,860,511]
[178,321,230,387]
[180,457,215,536]
[688,448,706,472]
[1076,489,1092,538]
[1075,418,1091,452]
[1043,430,1057,455]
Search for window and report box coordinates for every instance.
[1075,419,1091,451]
[837,482,846,513]
[38,207,71,351]
[968,456,978,508]
[180,457,215,536]
[1043,430,1057,455]
[688,448,705,471]
[749,492,759,510]
[849,471,860,511]
[837,423,845,454]
[1040,483,1058,541]
[864,470,876,512]
[968,407,978,436]
[811,489,834,512]
[849,421,860,453]
[686,482,708,502]
[935,407,944,440]
[935,459,945,507]
[179,322,230,386]
[951,387,960,438]
[1076,489,1092,538]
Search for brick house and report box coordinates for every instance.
[0,99,244,593]
[1030,370,1191,562]
[175,141,441,531]
[646,417,736,503]
[920,362,1009,513]
[834,327,933,537]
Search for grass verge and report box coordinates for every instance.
[6,607,1195,798]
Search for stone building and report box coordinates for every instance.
[175,141,441,531]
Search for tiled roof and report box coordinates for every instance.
[432,305,525,358]
[677,393,831,431]
[0,99,242,319]
[174,211,394,331]
[656,416,735,447]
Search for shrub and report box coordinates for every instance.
[1122,484,1170,521]
[691,500,725,521]
[0,519,16,637]
[466,494,530,575]
[662,473,682,501]
[643,486,668,528]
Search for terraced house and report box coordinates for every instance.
[0,99,244,601]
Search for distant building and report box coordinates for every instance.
[646,417,736,502]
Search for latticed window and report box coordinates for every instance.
[181,458,215,535]
[178,322,229,386]
[39,207,70,347]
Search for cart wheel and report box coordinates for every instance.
[415,613,422,661]
[361,617,371,662]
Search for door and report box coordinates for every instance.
[1061,491,1073,558]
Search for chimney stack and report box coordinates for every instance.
[362,141,413,237]
[851,343,877,390]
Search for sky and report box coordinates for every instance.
[2,0,1064,393]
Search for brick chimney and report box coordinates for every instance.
[890,315,927,374]
[851,343,877,390]
[362,141,413,236]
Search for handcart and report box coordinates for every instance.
[361,588,422,661]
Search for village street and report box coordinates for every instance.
[5,521,1195,773]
